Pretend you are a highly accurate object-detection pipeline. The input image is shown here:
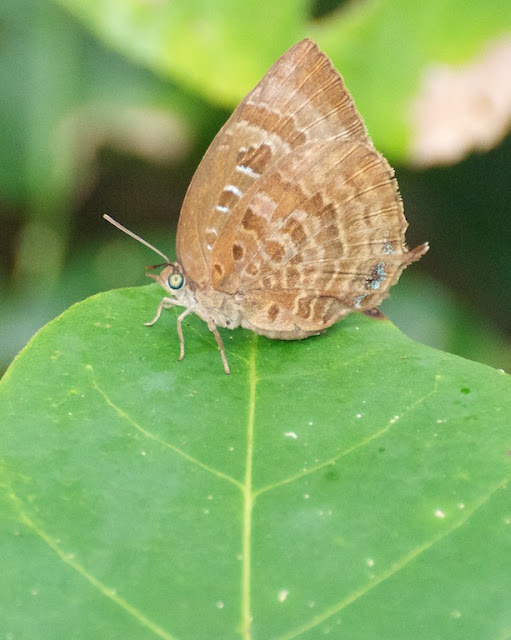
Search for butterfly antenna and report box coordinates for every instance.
[103,214,170,264]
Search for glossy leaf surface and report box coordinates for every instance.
[1,286,510,639]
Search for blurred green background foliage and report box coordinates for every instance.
[1,0,510,375]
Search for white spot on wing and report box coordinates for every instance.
[215,205,230,213]
[225,184,244,198]
[236,164,260,178]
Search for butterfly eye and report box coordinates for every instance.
[168,273,184,290]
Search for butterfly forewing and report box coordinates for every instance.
[176,39,371,287]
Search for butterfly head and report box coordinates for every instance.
[103,213,195,305]
[146,262,186,294]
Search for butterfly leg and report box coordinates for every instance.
[145,296,177,326]
[176,307,194,361]
[207,319,230,375]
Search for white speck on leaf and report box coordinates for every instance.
[366,558,375,567]
[434,509,446,519]
[285,432,298,439]
[278,589,289,602]
[216,601,224,609]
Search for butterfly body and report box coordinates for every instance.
[105,39,428,374]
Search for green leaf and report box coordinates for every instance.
[53,0,511,160]
[314,0,511,157]
[55,0,309,106]
[1,286,510,639]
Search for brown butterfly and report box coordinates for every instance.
[105,39,428,374]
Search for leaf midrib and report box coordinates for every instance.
[240,335,257,639]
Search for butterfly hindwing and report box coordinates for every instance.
[208,138,425,336]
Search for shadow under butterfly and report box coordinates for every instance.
[104,39,429,374]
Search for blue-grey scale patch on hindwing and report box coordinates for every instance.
[354,293,368,308]
[365,262,387,290]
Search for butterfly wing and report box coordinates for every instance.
[209,139,428,337]
[176,39,369,288]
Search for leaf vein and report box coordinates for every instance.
[6,486,179,640]
[275,478,508,640]
[88,366,242,489]
[255,377,439,497]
